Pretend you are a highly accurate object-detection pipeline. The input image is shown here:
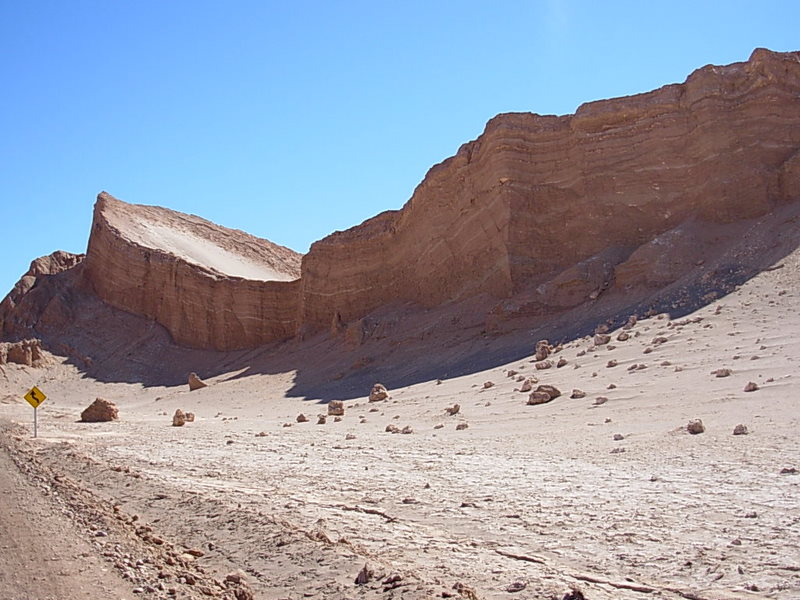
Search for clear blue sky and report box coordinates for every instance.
[1,1,797,297]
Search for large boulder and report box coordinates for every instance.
[80,398,119,423]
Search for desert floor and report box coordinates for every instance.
[2,251,799,600]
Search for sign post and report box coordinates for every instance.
[24,386,47,438]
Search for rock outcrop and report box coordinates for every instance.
[3,49,800,355]
[83,194,302,351]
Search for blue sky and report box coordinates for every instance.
[1,1,797,297]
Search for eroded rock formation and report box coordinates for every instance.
[2,49,800,355]
[84,194,302,350]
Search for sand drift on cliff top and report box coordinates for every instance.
[127,222,296,282]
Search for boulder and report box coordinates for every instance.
[80,398,119,423]
[188,372,208,391]
[172,409,187,427]
[369,383,389,402]
[519,377,538,393]
[527,391,553,405]
[594,334,611,346]
[328,400,345,416]
[534,340,551,361]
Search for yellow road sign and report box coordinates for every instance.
[24,386,47,409]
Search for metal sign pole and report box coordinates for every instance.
[34,406,37,438]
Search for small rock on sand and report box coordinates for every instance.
[687,419,705,434]
[570,389,586,399]
[483,381,495,389]
[712,368,732,378]
[456,422,469,430]
[328,400,345,416]
[172,409,187,427]
[296,413,309,423]
[733,424,749,435]
[445,403,460,416]
[519,377,538,392]
[743,382,759,392]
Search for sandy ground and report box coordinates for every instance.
[2,250,800,599]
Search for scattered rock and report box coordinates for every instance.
[643,347,653,354]
[652,336,668,345]
[483,381,495,389]
[328,400,345,416]
[570,389,586,399]
[188,372,208,391]
[606,360,618,368]
[733,424,749,435]
[225,570,248,585]
[506,370,518,378]
[687,419,705,434]
[712,368,732,378]
[255,431,268,437]
[506,581,527,593]
[616,331,630,342]
[519,377,538,392]
[433,423,444,429]
[743,381,759,392]
[317,415,327,425]
[594,334,611,346]
[385,424,400,433]
[445,403,461,416]
[561,588,586,600]
[80,398,119,423]
[369,383,389,402]
[534,360,553,370]
[623,315,638,330]
[780,467,798,475]
[534,340,551,361]
[556,357,567,368]
[345,433,356,440]
[184,412,195,422]
[334,416,342,422]
[401,425,414,434]
[296,413,309,423]
[172,409,187,427]
[456,422,469,431]
[607,383,617,389]
[613,433,624,441]
[593,397,608,406]
[355,563,374,585]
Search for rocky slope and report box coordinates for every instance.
[2,48,799,355]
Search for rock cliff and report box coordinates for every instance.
[83,194,302,350]
[300,48,800,330]
[3,48,800,354]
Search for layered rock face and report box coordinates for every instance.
[300,48,800,329]
[5,49,799,354]
[83,194,302,350]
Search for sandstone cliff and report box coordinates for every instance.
[300,48,800,330]
[83,194,302,350]
[3,49,800,354]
